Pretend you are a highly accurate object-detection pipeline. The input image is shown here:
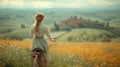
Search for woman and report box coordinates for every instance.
[30,13,55,67]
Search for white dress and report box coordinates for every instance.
[30,24,52,61]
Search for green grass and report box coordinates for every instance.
[53,28,115,42]
[0,43,31,67]
[0,42,78,67]
[0,27,30,40]
[0,26,118,41]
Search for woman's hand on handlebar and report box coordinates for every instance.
[51,38,57,42]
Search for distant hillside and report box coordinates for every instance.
[0,8,120,26]
[0,8,120,41]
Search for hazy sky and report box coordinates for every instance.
[0,0,120,9]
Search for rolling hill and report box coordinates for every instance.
[0,8,120,42]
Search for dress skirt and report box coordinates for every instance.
[31,38,49,61]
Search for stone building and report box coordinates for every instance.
[60,16,104,28]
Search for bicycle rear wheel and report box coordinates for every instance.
[33,55,40,67]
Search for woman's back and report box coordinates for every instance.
[30,24,50,38]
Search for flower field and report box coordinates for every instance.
[0,39,120,67]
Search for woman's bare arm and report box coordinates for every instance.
[45,27,52,41]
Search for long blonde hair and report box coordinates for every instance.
[34,13,44,32]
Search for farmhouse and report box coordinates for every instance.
[60,16,105,28]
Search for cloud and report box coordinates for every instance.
[29,1,54,8]
[0,0,25,8]
[0,0,119,9]
[89,0,113,5]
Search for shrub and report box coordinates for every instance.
[101,34,111,42]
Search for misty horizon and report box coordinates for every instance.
[0,0,120,10]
